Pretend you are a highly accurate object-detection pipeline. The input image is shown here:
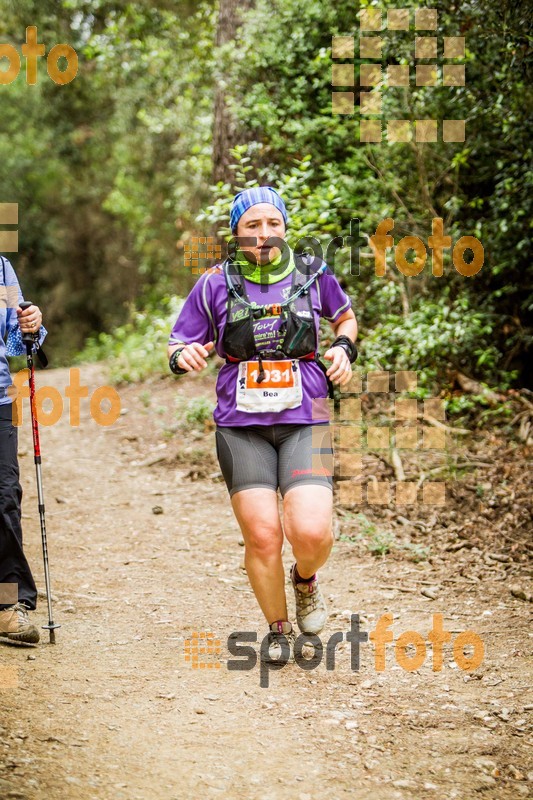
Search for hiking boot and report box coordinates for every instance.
[0,603,40,645]
[290,564,328,635]
[261,620,295,663]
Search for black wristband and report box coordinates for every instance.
[332,335,358,363]
[169,349,188,375]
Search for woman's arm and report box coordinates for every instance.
[167,272,218,373]
[168,341,214,372]
[331,308,357,342]
[323,308,357,386]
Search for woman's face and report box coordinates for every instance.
[235,203,286,265]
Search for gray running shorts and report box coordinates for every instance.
[215,423,333,497]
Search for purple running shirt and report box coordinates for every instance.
[169,264,352,426]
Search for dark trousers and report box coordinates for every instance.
[0,403,37,610]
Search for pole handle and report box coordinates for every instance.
[19,300,36,346]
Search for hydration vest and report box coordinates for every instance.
[221,254,334,394]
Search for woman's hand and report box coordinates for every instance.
[175,342,215,372]
[323,346,352,387]
[17,304,42,334]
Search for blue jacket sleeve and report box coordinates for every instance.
[2,258,47,356]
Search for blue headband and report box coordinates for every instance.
[230,186,288,233]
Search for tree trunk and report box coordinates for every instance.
[212,0,254,185]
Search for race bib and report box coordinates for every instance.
[236,359,303,413]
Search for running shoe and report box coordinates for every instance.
[290,563,328,635]
[262,620,295,663]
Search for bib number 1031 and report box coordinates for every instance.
[237,359,303,413]
[249,367,292,385]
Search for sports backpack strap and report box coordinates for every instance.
[291,253,335,398]
[293,251,324,286]
[314,354,335,399]
[223,257,251,307]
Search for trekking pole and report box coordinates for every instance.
[19,301,60,644]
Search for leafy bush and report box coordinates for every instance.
[198,147,346,252]
[184,397,215,427]
[362,287,518,393]
[78,295,185,383]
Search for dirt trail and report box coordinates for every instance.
[0,364,531,800]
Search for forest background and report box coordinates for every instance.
[0,0,531,413]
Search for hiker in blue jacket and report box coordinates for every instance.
[0,255,45,644]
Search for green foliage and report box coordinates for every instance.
[365,529,396,557]
[362,287,518,392]
[339,513,394,556]
[399,541,431,563]
[219,0,532,388]
[0,0,529,392]
[0,1,216,362]
[184,397,215,427]
[79,295,184,383]
[339,513,430,561]
[199,147,346,249]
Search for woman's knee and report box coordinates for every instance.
[289,522,333,555]
[243,523,283,559]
